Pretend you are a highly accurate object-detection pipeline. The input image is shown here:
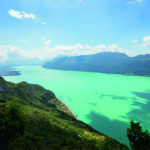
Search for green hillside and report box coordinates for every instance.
[0,77,129,150]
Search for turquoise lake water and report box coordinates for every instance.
[3,65,150,145]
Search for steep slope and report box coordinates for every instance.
[43,52,150,76]
[0,77,129,150]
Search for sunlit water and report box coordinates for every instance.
[3,66,150,146]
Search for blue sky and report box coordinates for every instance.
[0,0,150,61]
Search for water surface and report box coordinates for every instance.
[4,66,150,145]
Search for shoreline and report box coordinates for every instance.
[43,66,150,78]
[57,98,78,120]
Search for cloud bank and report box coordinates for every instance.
[1,34,150,62]
[141,36,150,47]
[0,41,124,62]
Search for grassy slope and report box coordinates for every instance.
[0,77,129,150]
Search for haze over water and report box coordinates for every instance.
[4,66,150,145]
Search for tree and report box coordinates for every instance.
[0,102,26,149]
[127,120,150,150]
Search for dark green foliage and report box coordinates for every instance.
[43,52,150,76]
[101,138,129,150]
[0,76,8,89]
[0,103,26,150]
[0,77,129,150]
[0,104,129,150]
[127,120,150,150]
[0,78,56,110]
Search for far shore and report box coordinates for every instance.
[43,66,150,78]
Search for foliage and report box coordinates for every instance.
[127,120,150,150]
[0,102,26,150]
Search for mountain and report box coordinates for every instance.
[133,54,150,60]
[0,77,129,150]
[43,52,150,76]
[0,69,20,76]
[0,65,20,76]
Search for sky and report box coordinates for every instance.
[0,0,150,62]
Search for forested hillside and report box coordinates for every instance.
[0,77,129,150]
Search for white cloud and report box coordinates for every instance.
[0,45,21,61]
[107,44,123,52]
[44,40,51,49]
[8,9,22,19]
[0,49,7,62]
[8,9,36,20]
[22,11,36,19]
[41,22,46,25]
[127,0,142,5]
[0,41,125,62]
[143,36,150,43]
[131,40,139,44]
[140,36,150,47]
[43,42,124,58]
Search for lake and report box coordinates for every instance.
[3,65,150,146]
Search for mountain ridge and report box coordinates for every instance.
[43,52,150,76]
